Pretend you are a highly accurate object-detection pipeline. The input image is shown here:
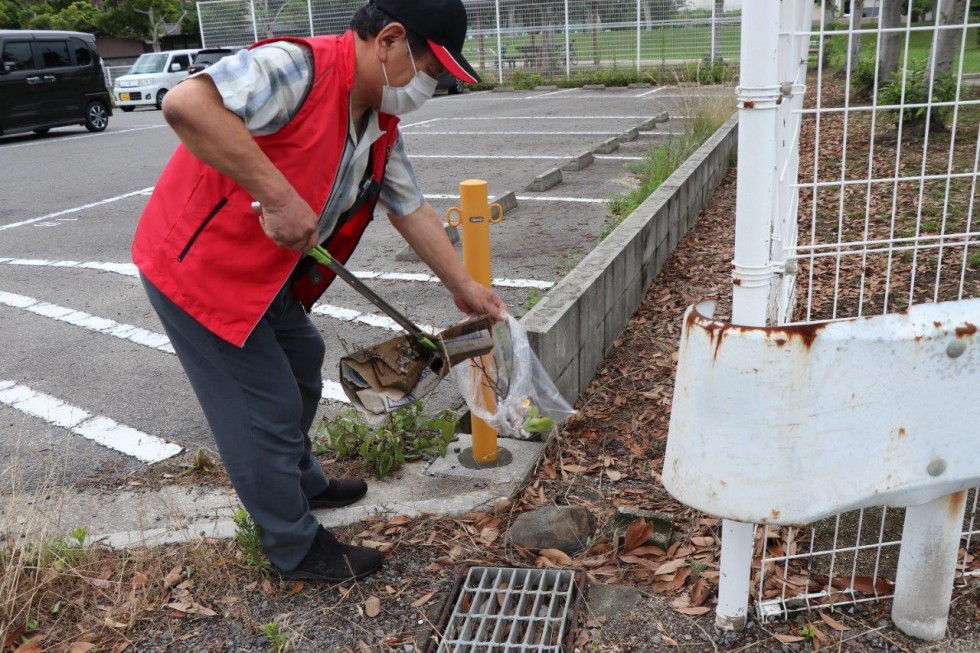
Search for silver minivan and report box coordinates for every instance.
[0,30,112,136]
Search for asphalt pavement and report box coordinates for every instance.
[0,85,694,494]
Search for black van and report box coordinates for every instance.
[0,30,112,136]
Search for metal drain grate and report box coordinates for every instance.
[428,566,586,652]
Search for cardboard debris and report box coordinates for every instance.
[340,315,495,415]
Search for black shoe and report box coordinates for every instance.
[307,478,368,510]
[279,527,383,582]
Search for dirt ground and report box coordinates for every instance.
[7,160,980,653]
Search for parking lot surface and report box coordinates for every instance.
[0,86,692,492]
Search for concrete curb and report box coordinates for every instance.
[582,84,606,90]
[593,137,620,154]
[492,191,519,214]
[617,127,640,143]
[561,150,595,172]
[524,167,563,192]
[522,114,739,402]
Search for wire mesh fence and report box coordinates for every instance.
[749,0,980,620]
[195,0,743,81]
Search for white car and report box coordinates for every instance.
[113,48,198,111]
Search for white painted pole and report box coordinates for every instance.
[250,0,258,43]
[306,0,314,36]
[717,0,782,632]
[711,0,717,63]
[564,0,571,79]
[636,0,641,72]
[196,1,206,47]
[892,491,967,641]
[495,0,504,83]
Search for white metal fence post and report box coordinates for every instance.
[718,0,782,631]
[892,491,969,640]
[494,0,504,83]
[564,0,571,79]
[249,0,258,43]
[306,0,313,36]
[711,0,717,63]
[197,1,206,47]
[635,0,641,72]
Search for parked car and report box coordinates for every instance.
[0,29,112,136]
[187,47,238,75]
[113,48,199,111]
[436,71,465,95]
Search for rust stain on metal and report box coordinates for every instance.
[743,100,756,108]
[770,508,781,521]
[687,304,831,361]
[934,321,943,328]
[732,277,742,286]
[955,322,977,338]
[897,427,907,439]
[950,490,968,520]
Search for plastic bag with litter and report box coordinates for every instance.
[455,314,576,439]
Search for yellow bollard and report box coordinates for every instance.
[447,180,503,465]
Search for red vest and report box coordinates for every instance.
[132,32,400,347]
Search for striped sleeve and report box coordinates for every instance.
[200,41,311,136]
[380,133,426,218]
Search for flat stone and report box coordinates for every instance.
[524,167,562,192]
[534,85,559,91]
[582,84,606,90]
[615,506,675,547]
[586,584,645,620]
[593,137,620,154]
[508,505,595,553]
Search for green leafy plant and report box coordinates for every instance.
[877,59,959,128]
[313,405,458,479]
[850,57,878,98]
[232,508,271,572]
[259,620,290,653]
[521,288,545,312]
[181,448,216,476]
[800,623,816,640]
[967,251,980,269]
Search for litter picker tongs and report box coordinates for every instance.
[251,201,441,355]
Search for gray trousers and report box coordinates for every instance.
[142,275,329,570]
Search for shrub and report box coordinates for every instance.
[877,59,959,128]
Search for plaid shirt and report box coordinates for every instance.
[201,40,425,240]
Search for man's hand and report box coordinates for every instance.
[256,191,320,251]
[453,278,508,321]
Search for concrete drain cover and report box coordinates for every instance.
[428,566,587,652]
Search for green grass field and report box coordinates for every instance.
[464,23,980,74]
[812,25,980,73]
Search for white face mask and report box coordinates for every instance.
[380,40,437,115]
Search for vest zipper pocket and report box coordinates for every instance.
[177,197,227,262]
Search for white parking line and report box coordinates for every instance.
[405,131,626,136]
[0,125,169,149]
[0,289,175,353]
[412,154,644,162]
[0,187,154,232]
[312,302,440,335]
[435,115,656,121]
[427,193,605,204]
[525,88,579,100]
[0,259,555,289]
[0,288,354,406]
[635,86,669,97]
[0,380,183,463]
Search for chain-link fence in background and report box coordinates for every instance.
[196,0,742,81]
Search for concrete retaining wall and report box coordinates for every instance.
[522,114,739,402]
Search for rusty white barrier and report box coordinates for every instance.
[663,0,980,637]
[665,299,979,639]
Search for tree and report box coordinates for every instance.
[99,0,195,51]
[927,0,967,83]
[848,0,864,72]
[879,0,902,80]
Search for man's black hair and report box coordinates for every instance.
[351,4,429,57]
